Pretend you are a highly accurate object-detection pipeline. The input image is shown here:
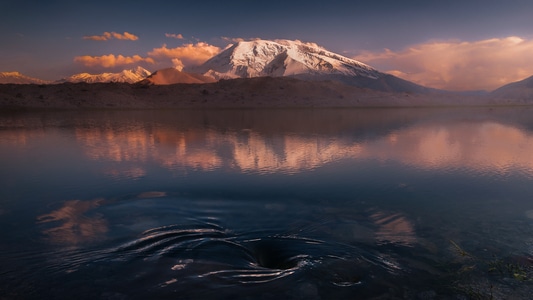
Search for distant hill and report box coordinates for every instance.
[138,68,217,85]
[0,71,51,84]
[490,75,533,100]
[0,76,493,110]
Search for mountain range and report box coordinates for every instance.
[0,67,151,84]
[0,38,532,100]
[0,71,52,84]
[55,66,151,84]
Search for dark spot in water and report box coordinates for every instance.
[252,239,300,270]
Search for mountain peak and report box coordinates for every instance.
[190,39,380,80]
[189,38,434,93]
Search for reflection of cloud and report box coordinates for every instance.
[354,36,533,91]
[74,54,154,68]
[102,167,146,180]
[138,191,167,198]
[37,199,107,244]
[371,211,416,246]
[83,31,139,41]
[360,122,533,174]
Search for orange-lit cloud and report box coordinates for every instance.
[74,54,155,67]
[171,59,185,71]
[147,42,221,68]
[221,36,246,43]
[165,33,184,39]
[354,36,533,91]
[83,31,139,41]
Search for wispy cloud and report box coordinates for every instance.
[165,33,184,39]
[83,31,139,41]
[221,36,261,43]
[147,42,221,70]
[354,36,533,91]
[74,54,154,67]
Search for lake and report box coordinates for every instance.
[1,107,533,299]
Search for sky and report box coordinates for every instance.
[1,0,533,91]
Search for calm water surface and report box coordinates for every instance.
[1,108,533,299]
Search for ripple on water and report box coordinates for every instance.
[31,193,424,298]
[73,217,411,300]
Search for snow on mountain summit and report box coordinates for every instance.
[190,39,381,80]
[0,71,51,84]
[57,66,152,83]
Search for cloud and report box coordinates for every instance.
[83,31,139,41]
[73,40,220,69]
[354,36,533,91]
[74,54,154,67]
[221,36,246,43]
[147,42,221,67]
[221,36,263,43]
[165,33,184,39]
[171,59,185,71]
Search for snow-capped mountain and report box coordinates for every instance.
[190,39,433,93]
[191,39,380,79]
[0,71,50,84]
[57,66,151,83]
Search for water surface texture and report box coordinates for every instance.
[1,108,533,299]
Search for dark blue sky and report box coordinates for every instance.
[1,0,533,87]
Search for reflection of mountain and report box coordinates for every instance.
[71,111,533,176]
[75,127,363,174]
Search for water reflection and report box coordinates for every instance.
[370,210,417,246]
[3,109,533,299]
[361,122,533,174]
[37,198,108,245]
[67,114,533,176]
